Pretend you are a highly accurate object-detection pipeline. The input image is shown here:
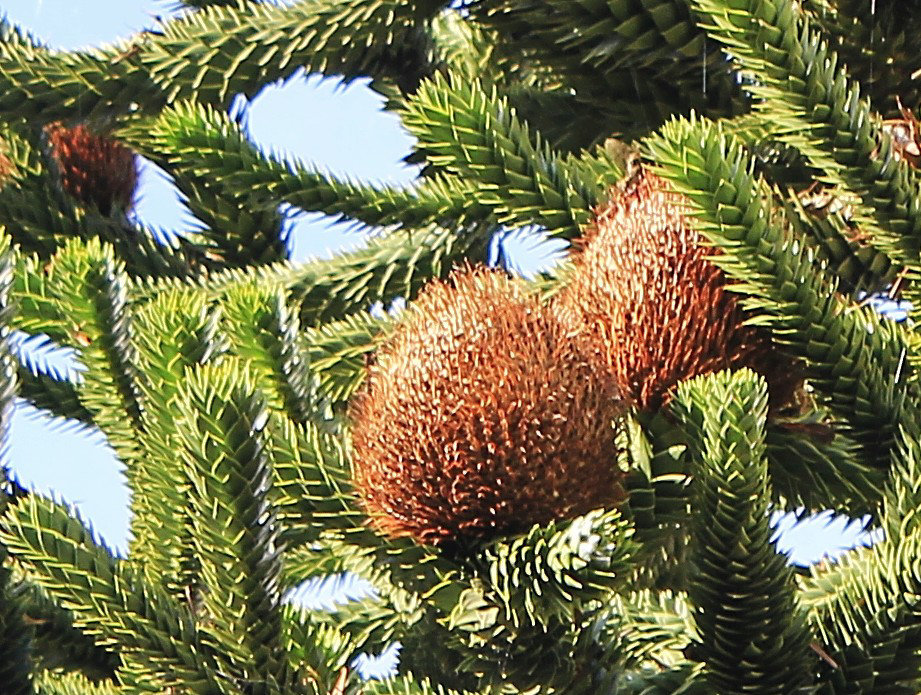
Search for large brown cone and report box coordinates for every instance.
[45,123,138,215]
[558,169,800,412]
[350,268,624,546]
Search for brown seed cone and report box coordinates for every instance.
[45,123,138,215]
[557,169,801,412]
[350,268,624,546]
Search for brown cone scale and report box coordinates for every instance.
[557,169,800,412]
[0,142,12,189]
[350,268,624,546]
[0,154,11,189]
[45,123,138,215]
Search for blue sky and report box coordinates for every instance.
[0,0,874,564]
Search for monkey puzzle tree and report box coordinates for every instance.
[0,0,919,692]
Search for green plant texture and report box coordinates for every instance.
[1,0,921,693]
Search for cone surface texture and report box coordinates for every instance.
[350,268,623,545]
[559,169,798,411]
[45,123,138,215]
[0,150,11,187]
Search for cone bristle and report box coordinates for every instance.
[45,123,138,215]
[350,268,624,545]
[558,169,800,411]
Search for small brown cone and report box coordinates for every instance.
[45,123,138,215]
[558,169,800,412]
[350,268,624,546]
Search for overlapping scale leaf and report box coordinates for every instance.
[137,219,492,325]
[0,126,204,278]
[472,0,705,78]
[281,529,449,687]
[301,591,408,658]
[621,410,692,536]
[42,239,148,472]
[174,362,289,690]
[146,0,443,105]
[7,252,97,428]
[404,511,636,693]
[307,524,454,612]
[290,222,493,326]
[0,125,62,256]
[33,672,118,695]
[10,252,67,342]
[805,0,921,116]
[0,16,41,50]
[0,494,225,692]
[0,231,31,694]
[624,405,876,591]
[305,312,390,408]
[268,414,359,553]
[362,674,477,695]
[606,663,706,695]
[14,356,95,431]
[280,604,358,694]
[776,183,897,296]
[672,369,812,693]
[0,155,111,259]
[800,530,921,693]
[469,0,743,138]
[402,71,601,238]
[129,289,221,595]
[601,590,696,671]
[120,101,489,234]
[691,0,921,294]
[646,114,914,480]
[12,575,118,680]
[425,10,632,152]
[221,285,313,423]
[0,0,443,123]
[120,114,287,269]
[464,509,636,630]
[765,418,883,516]
[431,606,611,693]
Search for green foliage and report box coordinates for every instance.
[33,672,118,695]
[121,101,489,235]
[469,0,744,140]
[806,0,921,116]
[673,370,812,692]
[1,495,222,691]
[2,0,921,692]
[691,0,921,309]
[0,0,443,123]
[0,232,32,693]
[646,114,912,487]
[13,576,118,680]
[305,311,390,408]
[176,363,289,690]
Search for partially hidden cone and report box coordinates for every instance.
[45,123,138,215]
[557,168,800,412]
[350,268,624,546]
